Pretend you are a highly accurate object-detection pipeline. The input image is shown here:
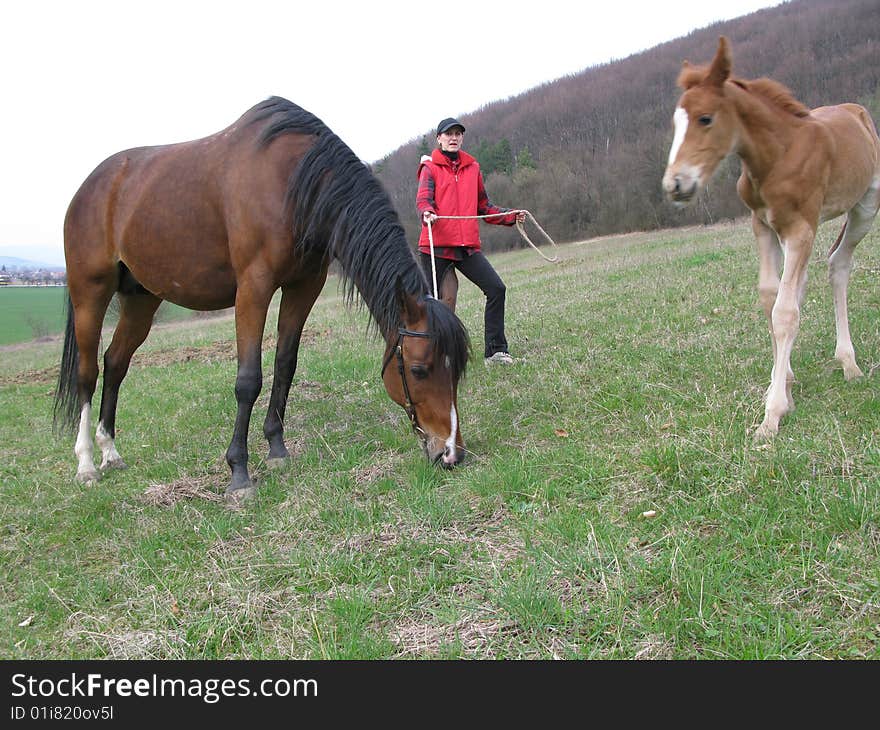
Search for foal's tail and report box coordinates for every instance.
[828,219,847,258]
[53,293,80,433]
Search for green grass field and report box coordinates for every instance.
[1,219,879,659]
[0,287,198,346]
[0,287,68,345]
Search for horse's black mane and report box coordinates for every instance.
[249,96,469,377]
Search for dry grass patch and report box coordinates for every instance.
[389,613,515,658]
[142,475,227,507]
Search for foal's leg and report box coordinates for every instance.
[752,215,793,408]
[263,275,327,466]
[71,283,117,484]
[226,279,274,498]
[755,220,814,441]
[97,292,162,470]
[828,184,880,379]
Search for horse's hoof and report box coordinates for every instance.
[76,469,100,485]
[266,456,290,470]
[225,485,257,504]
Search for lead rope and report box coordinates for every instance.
[425,210,559,298]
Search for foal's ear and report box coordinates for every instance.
[677,61,704,90]
[706,36,732,88]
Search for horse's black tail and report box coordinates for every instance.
[53,293,80,433]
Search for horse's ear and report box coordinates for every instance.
[706,36,732,88]
[395,276,421,326]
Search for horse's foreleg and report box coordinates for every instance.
[829,186,879,380]
[755,222,813,441]
[263,276,326,466]
[439,267,459,313]
[226,283,272,499]
[97,292,162,470]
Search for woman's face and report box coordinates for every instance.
[437,127,464,152]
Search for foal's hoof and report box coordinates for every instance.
[843,364,864,381]
[101,456,128,472]
[753,421,778,443]
[76,469,100,485]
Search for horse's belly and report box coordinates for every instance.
[123,253,238,310]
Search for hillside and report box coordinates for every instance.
[0,255,65,272]
[373,0,880,252]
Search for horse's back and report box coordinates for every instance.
[805,104,880,220]
[812,103,880,171]
[63,117,304,310]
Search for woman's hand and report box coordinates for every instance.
[423,211,438,225]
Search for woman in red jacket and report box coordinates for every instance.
[417,117,525,365]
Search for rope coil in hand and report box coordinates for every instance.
[425,210,559,299]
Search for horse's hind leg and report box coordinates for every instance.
[263,275,327,466]
[97,291,162,470]
[828,183,880,380]
[70,282,117,484]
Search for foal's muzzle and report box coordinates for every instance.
[663,172,699,206]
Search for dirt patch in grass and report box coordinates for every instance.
[0,367,58,386]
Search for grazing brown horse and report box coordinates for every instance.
[55,97,470,498]
[663,37,880,440]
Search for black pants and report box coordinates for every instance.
[419,251,508,358]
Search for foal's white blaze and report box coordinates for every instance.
[75,404,97,479]
[667,107,689,165]
[95,421,123,469]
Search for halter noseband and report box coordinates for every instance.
[381,327,432,437]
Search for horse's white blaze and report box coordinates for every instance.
[667,107,689,165]
[444,402,458,460]
[75,404,95,477]
[95,421,122,469]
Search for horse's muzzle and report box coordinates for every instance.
[428,443,464,469]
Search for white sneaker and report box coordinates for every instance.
[485,351,514,365]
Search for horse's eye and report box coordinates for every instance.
[410,365,429,380]
[698,114,713,127]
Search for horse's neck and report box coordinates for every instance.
[728,83,802,182]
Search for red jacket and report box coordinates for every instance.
[416,149,516,258]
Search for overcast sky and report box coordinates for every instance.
[1,0,781,266]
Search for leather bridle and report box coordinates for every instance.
[381,327,432,438]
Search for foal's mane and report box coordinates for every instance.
[248,96,469,377]
[678,64,809,118]
[737,77,810,118]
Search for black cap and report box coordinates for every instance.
[437,117,466,135]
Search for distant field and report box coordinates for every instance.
[0,287,67,345]
[0,287,195,346]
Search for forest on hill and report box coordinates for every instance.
[372,0,880,252]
